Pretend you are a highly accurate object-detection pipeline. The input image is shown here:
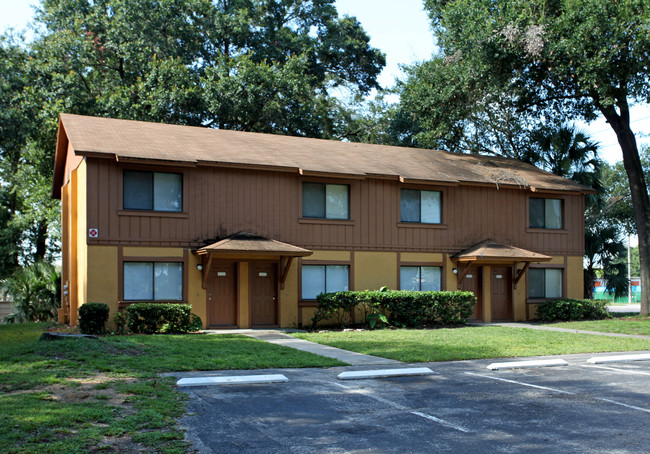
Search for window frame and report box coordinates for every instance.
[119,167,187,216]
[528,197,564,230]
[399,265,443,292]
[399,187,444,225]
[119,251,188,304]
[299,263,351,301]
[301,182,351,221]
[527,266,564,301]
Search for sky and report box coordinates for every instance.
[1,0,648,165]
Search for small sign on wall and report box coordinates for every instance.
[88,228,99,238]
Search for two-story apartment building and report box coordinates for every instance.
[52,114,591,328]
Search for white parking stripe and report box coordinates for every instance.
[466,371,650,414]
[465,372,574,395]
[596,398,650,414]
[332,382,470,433]
[580,364,650,376]
[411,411,471,433]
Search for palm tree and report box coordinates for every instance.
[532,125,628,299]
[2,261,60,323]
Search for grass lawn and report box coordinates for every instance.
[293,325,650,363]
[542,315,650,336]
[0,323,343,454]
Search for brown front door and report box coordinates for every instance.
[491,266,513,321]
[251,262,278,326]
[460,266,483,321]
[207,262,237,327]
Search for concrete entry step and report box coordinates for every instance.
[177,374,289,387]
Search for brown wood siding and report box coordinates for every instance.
[85,158,585,256]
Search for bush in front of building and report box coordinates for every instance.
[536,298,611,322]
[78,302,110,334]
[311,290,476,329]
[125,303,193,334]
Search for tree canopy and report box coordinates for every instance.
[0,0,385,277]
[400,0,650,313]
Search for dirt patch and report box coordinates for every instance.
[90,436,152,453]
[9,374,156,452]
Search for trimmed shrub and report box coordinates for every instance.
[125,303,193,334]
[189,313,203,331]
[312,290,476,329]
[536,298,611,322]
[78,302,110,334]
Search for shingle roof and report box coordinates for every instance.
[452,240,552,262]
[195,232,312,257]
[56,113,593,193]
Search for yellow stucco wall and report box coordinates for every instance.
[122,247,185,257]
[72,160,88,325]
[445,255,457,291]
[280,261,299,328]
[238,262,250,328]
[482,266,492,322]
[304,250,351,261]
[187,253,207,326]
[566,256,584,299]
[400,252,443,263]
[86,246,119,318]
[354,251,397,290]
[513,274,527,321]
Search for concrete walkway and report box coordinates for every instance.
[203,329,401,366]
[471,322,650,340]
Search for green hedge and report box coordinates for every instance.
[536,298,611,322]
[78,302,110,334]
[312,290,476,329]
[125,303,194,334]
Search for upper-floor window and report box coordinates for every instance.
[401,189,441,223]
[302,182,349,220]
[529,198,562,229]
[123,261,183,301]
[123,170,183,212]
[528,268,562,299]
[400,266,441,291]
[302,264,349,299]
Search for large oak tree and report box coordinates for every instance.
[0,0,385,275]
[401,0,650,313]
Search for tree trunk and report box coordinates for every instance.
[601,107,650,315]
[35,221,48,261]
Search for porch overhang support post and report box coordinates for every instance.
[202,254,213,289]
[456,261,473,289]
[514,261,530,289]
[279,256,294,290]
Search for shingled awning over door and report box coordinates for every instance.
[194,232,312,288]
[451,240,552,287]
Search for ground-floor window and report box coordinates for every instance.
[400,266,441,291]
[301,265,349,299]
[123,262,183,301]
[528,268,562,299]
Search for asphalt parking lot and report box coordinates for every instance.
[172,352,650,453]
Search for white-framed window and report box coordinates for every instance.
[529,198,562,229]
[301,265,349,299]
[123,170,183,212]
[528,268,562,299]
[401,189,441,223]
[400,266,442,291]
[302,183,349,219]
[123,262,183,301]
